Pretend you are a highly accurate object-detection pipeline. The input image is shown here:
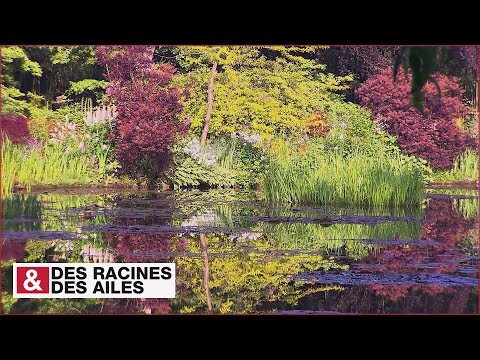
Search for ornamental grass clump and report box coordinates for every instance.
[263,143,425,208]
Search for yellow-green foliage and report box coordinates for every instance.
[263,221,423,260]
[263,141,426,207]
[2,46,43,115]
[174,233,347,313]
[174,46,352,139]
[434,150,478,182]
[2,46,42,84]
[2,138,92,196]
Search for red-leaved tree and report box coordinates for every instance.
[0,114,31,144]
[95,46,185,183]
[355,67,475,169]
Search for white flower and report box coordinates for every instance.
[339,122,346,129]
[339,134,344,140]
[102,144,108,150]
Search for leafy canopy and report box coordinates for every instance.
[171,46,352,139]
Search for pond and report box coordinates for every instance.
[2,187,478,314]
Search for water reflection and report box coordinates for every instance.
[2,188,478,314]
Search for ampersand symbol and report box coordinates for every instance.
[23,269,43,291]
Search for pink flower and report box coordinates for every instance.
[85,112,93,126]
[78,141,85,150]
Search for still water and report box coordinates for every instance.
[2,187,478,314]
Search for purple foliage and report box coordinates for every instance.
[95,46,186,181]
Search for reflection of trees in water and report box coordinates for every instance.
[173,233,346,313]
[93,232,188,314]
[286,197,477,313]
[344,198,478,311]
[106,232,187,262]
[2,241,28,261]
[297,285,477,314]
[358,198,475,274]
[3,191,477,314]
[99,298,172,315]
[422,198,476,247]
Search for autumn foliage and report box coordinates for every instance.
[95,46,185,181]
[0,114,31,144]
[356,67,475,169]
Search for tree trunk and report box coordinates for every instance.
[199,233,213,311]
[200,62,217,149]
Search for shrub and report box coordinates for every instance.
[169,135,266,189]
[0,114,31,144]
[318,101,396,157]
[355,67,475,170]
[96,46,185,182]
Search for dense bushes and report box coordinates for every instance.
[169,134,266,189]
[2,45,477,198]
[96,46,186,182]
[356,67,475,170]
[315,101,397,157]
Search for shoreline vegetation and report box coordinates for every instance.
[1,45,478,205]
[3,132,476,204]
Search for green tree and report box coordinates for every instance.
[1,46,43,115]
[171,46,352,143]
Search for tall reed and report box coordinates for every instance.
[263,145,425,207]
[434,150,478,182]
[448,150,478,181]
[453,198,478,220]
[2,138,92,196]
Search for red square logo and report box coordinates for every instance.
[16,267,50,294]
